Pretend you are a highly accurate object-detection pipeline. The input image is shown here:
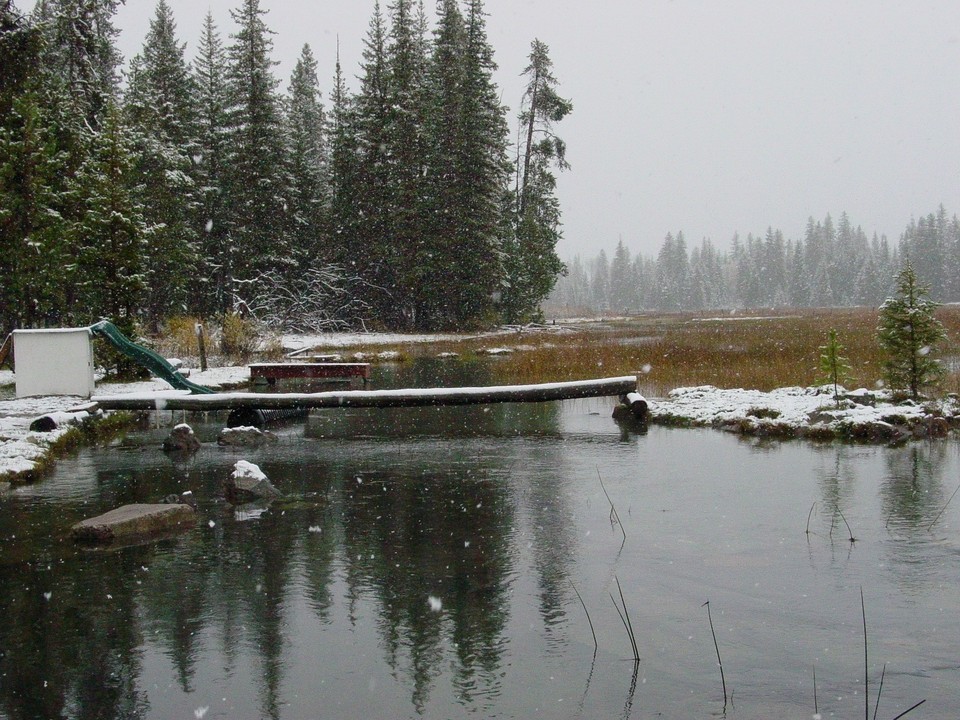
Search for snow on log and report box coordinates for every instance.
[29,407,100,432]
[90,376,638,412]
[613,392,648,422]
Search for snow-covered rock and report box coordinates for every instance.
[162,423,201,453]
[224,460,282,504]
[217,425,276,447]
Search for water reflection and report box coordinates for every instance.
[881,444,948,532]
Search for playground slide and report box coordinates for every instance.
[89,320,215,394]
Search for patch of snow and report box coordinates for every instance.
[232,460,267,482]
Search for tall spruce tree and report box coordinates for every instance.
[285,43,328,267]
[0,93,71,332]
[449,0,513,327]
[351,2,396,322]
[192,12,231,315]
[877,263,946,399]
[34,0,123,131]
[69,102,149,365]
[224,0,291,289]
[326,43,359,268]
[421,0,468,326]
[0,2,70,332]
[124,0,198,328]
[504,38,570,322]
[382,0,430,328]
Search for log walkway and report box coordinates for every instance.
[90,376,639,413]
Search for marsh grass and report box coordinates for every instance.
[492,307,960,396]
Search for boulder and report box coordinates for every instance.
[72,503,196,544]
[162,423,201,453]
[217,426,276,447]
[224,460,282,504]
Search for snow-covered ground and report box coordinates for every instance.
[0,366,249,484]
[649,385,960,441]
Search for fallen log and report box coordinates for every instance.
[91,375,638,412]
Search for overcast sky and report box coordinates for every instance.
[114,0,960,259]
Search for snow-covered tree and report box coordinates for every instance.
[124,0,199,328]
[877,263,946,399]
[69,102,150,370]
[223,0,291,285]
[192,12,231,315]
[0,93,71,331]
[285,44,329,268]
[503,38,570,323]
[34,0,123,131]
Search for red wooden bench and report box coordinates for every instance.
[249,362,371,386]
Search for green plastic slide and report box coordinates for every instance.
[89,320,215,394]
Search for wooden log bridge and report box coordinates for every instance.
[90,376,640,416]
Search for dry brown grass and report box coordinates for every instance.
[489,307,960,397]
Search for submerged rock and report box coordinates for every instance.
[224,460,282,504]
[162,423,201,453]
[72,503,196,544]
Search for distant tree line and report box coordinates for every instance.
[551,208,960,313]
[0,0,572,337]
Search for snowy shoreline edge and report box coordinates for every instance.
[647,385,959,442]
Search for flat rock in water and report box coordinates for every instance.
[72,503,196,543]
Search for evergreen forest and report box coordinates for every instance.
[551,208,960,315]
[0,0,572,336]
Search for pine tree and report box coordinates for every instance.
[192,12,231,315]
[69,102,150,372]
[877,263,947,399]
[420,0,467,325]
[504,38,570,322]
[608,239,634,312]
[326,43,359,267]
[351,1,396,321]
[1,0,41,117]
[35,0,123,131]
[819,328,851,406]
[285,43,329,267]
[224,0,291,286]
[124,0,198,328]
[0,93,71,331]
[0,2,70,333]
[383,0,430,327]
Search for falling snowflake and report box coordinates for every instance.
[427,596,443,612]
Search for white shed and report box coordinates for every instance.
[13,328,95,398]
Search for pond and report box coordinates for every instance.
[1,360,959,719]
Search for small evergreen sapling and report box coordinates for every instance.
[819,328,851,407]
[877,263,947,399]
